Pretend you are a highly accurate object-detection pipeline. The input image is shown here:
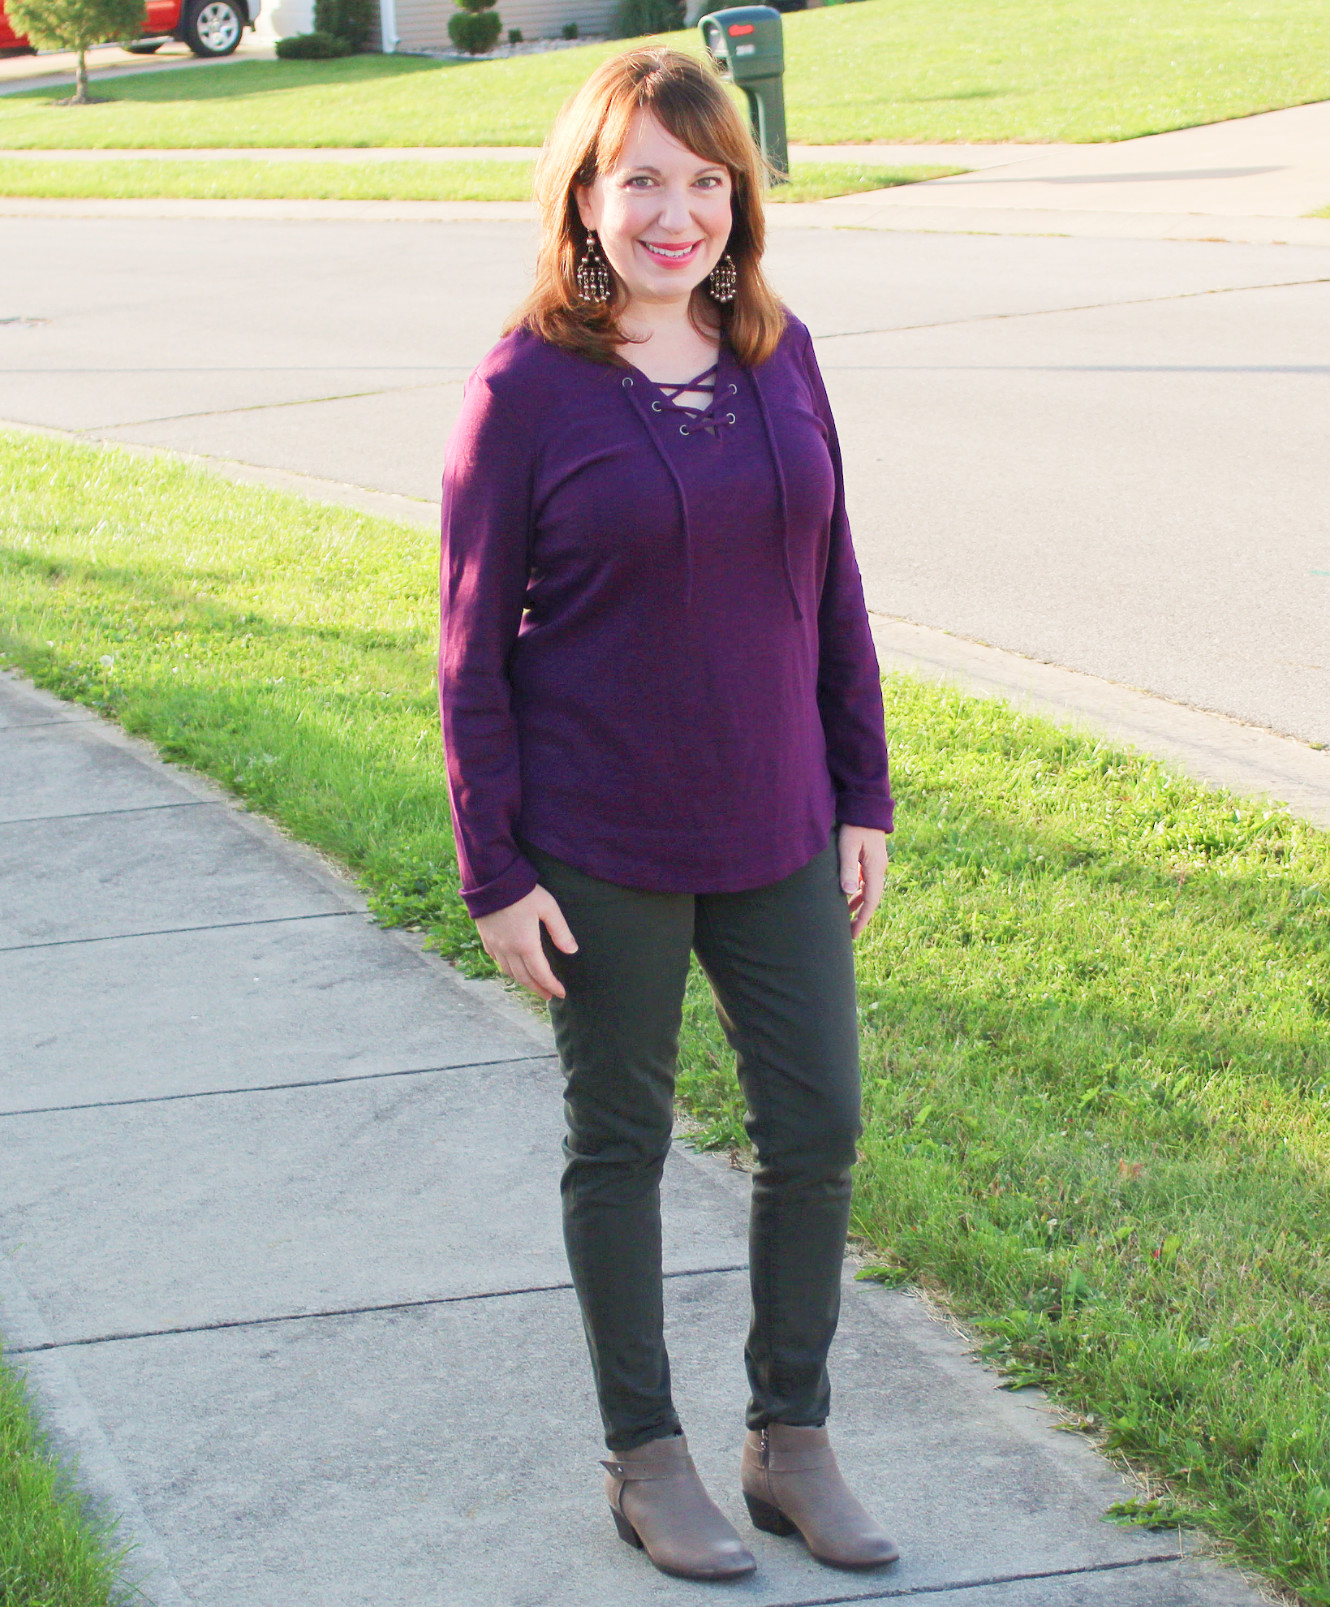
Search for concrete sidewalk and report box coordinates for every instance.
[3,102,1329,245]
[838,102,1330,219]
[0,668,1271,1606]
[808,101,1330,247]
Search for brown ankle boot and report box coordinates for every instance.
[604,1434,756,1581]
[741,1424,899,1570]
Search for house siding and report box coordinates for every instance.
[389,0,617,51]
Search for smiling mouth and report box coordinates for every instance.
[640,240,702,263]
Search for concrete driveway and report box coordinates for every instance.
[0,36,275,96]
[3,215,1327,746]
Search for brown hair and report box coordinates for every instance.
[506,48,786,368]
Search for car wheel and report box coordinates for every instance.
[182,0,243,55]
[123,38,165,51]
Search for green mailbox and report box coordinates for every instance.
[701,5,788,184]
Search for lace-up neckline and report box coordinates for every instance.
[653,363,718,413]
[643,362,734,438]
[617,349,799,621]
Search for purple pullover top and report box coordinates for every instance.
[439,314,892,919]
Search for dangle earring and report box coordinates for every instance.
[708,253,737,304]
[575,230,613,305]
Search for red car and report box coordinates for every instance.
[0,0,255,57]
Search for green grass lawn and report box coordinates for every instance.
[3,431,1330,1604]
[0,154,958,200]
[2,0,1330,148]
[0,1345,123,1607]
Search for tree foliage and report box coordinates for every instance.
[6,0,145,53]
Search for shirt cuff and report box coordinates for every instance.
[835,792,895,834]
[461,853,541,919]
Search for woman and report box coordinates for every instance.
[439,48,898,1583]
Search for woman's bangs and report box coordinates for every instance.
[588,67,752,189]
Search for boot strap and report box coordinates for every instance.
[601,1458,694,1483]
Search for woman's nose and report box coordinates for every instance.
[654,184,694,232]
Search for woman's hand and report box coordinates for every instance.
[838,824,888,939]
[475,884,578,1001]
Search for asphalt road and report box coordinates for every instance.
[4,216,1327,744]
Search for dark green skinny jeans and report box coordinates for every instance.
[525,837,862,1455]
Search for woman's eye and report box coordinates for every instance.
[695,176,723,189]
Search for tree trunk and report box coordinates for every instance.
[74,48,88,104]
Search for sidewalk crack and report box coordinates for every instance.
[766,1552,1185,1606]
[84,376,456,434]
[0,1052,559,1117]
[8,1265,750,1353]
[0,717,99,731]
[0,800,210,827]
[0,908,358,954]
[814,273,1330,342]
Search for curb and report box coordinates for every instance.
[867,616,1330,831]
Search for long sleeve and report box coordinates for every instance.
[799,330,894,833]
[439,375,542,918]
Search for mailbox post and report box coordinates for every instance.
[700,5,788,184]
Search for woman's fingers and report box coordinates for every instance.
[839,824,889,939]
[539,895,579,956]
[492,935,566,1001]
[851,852,886,937]
[838,833,862,899]
[525,940,568,1001]
[510,949,566,1002]
[860,845,887,923]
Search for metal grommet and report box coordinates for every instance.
[728,383,738,395]
[679,425,690,436]
[726,413,736,424]
[651,400,662,412]
[621,376,633,388]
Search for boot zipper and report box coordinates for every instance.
[760,1427,770,1468]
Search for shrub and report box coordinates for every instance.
[448,0,500,55]
[313,0,372,45]
[448,7,499,50]
[607,0,678,38]
[274,27,352,54]
[507,23,520,39]
[560,18,577,36]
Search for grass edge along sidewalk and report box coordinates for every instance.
[2,431,1329,1606]
[0,155,961,202]
[0,1342,125,1607]
[3,0,1330,148]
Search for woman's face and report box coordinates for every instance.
[575,109,734,309]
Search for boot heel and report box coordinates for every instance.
[745,1492,797,1536]
[611,1507,645,1549]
